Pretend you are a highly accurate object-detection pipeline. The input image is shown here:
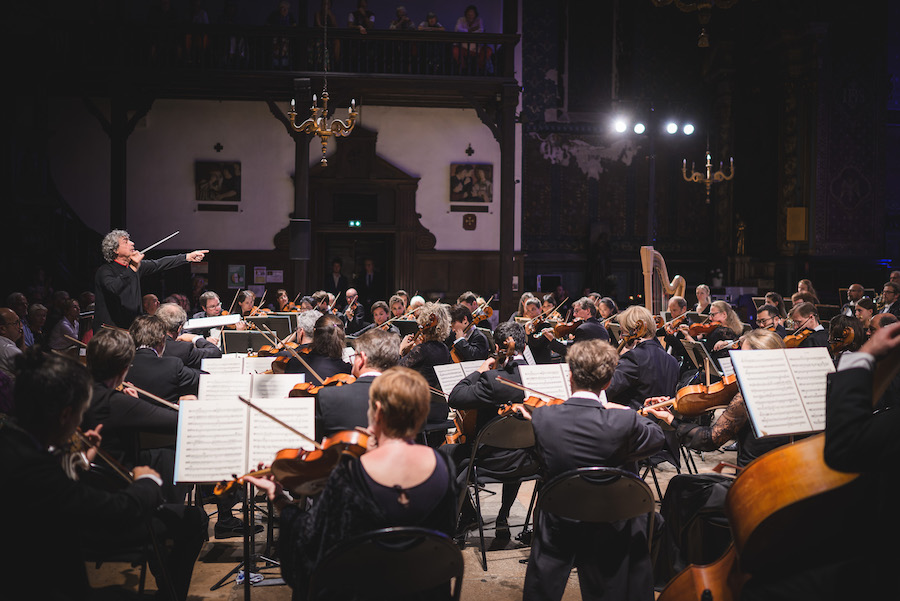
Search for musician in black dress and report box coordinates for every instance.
[246,367,459,601]
[643,329,792,586]
[399,302,453,426]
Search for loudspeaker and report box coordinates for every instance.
[289,219,311,260]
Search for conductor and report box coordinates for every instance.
[94,230,208,329]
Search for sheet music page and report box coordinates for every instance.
[719,357,734,377]
[459,360,485,377]
[201,356,244,375]
[250,374,306,398]
[523,346,536,365]
[242,356,277,374]
[342,346,356,364]
[174,399,247,483]
[518,365,569,402]
[784,347,835,431]
[198,373,252,402]
[247,397,318,468]
[729,349,813,437]
[433,363,467,393]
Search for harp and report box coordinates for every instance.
[641,246,686,316]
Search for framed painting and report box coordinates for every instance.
[450,163,493,203]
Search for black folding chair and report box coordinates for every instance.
[457,412,541,570]
[308,527,464,600]
[537,466,656,554]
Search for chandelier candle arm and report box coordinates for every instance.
[682,148,734,204]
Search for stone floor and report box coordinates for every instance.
[88,447,736,600]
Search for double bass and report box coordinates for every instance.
[658,339,900,601]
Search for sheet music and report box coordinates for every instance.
[242,356,279,374]
[459,360,485,376]
[250,374,306,398]
[201,356,244,375]
[183,314,241,330]
[518,365,571,402]
[247,398,317,467]
[728,349,816,437]
[719,357,734,377]
[523,345,536,365]
[342,346,356,364]
[198,373,251,402]
[783,347,834,431]
[174,399,248,483]
[433,363,467,393]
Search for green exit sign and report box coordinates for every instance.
[348,220,362,227]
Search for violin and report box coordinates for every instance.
[783,328,813,348]
[664,313,690,335]
[288,372,356,397]
[402,313,438,356]
[472,305,493,325]
[641,374,739,418]
[688,321,721,337]
[829,326,854,356]
[497,394,565,416]
[553,318,584,339]
[617,319,650,353]
[214,428,370,498]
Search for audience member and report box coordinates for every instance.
[0,308,24,379]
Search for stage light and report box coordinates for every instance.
[665,122,678,134]
[614,118,628,133]
[683,123,695,135]
[633,122,646,134]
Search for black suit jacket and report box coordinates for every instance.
[797,327,830,348]
[354,271,385,309]
[531,395,665,479]
[448,359,527,434]
[163,335,222,370]
[83,382,179,466]
[606,338,680,411]
[448,327,491,361]
[316,375,376,439]
[94,254,188,329]
[126,347,200,402]
[323,273,349,301]
[547,317,609,357]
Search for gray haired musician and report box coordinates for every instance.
[94,229,208,329]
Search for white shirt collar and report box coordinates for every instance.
[570,390,608,407]
[358,370,382,378]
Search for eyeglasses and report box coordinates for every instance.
[867,326,877,334]
[755,317,774,327]
[709,311,723,318]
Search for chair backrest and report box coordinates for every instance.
[473,412,535,450]
[538,466,654,524]
[308,527,464,600]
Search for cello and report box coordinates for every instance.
[658,339,900,601]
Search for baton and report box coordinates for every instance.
[140,231,180,254]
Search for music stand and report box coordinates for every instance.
[210,482,281,596]
[681,339,723,383]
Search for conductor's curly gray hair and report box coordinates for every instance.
[101,230,130,263]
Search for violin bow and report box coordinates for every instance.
[494,376,557,400]
[237,396,323,450]
[292,291,303,305]
[122,381,180,411]
[227,289,241,315]
[64,335,87,348]
[249,290,267,316]
[257,323,325,385]
[75,428,134,483]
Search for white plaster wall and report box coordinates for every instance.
[128,99,295,251]
[48,99,521,254]
[349,105,504,251]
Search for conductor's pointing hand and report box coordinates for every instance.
[186,250,209,262]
